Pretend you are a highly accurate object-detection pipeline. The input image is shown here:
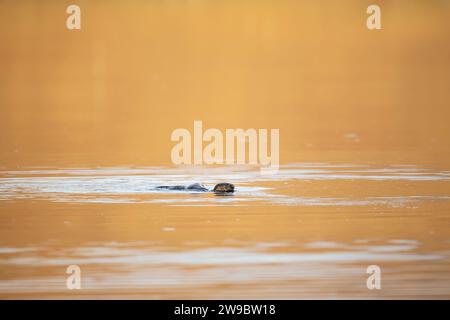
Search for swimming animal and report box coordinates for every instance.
[156,182,235,194]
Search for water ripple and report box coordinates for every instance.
[0,164,449,206]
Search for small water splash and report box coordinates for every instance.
[0,163,449,206]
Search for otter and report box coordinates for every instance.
[156,182,234,194]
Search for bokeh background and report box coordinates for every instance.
[1,0,450,169]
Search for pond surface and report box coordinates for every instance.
[1,164,449,299]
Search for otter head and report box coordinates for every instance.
[213,183,235,194]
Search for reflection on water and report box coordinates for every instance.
[2,241,439,267]
[1,164,450,206]
[0,239,449,299]
[0,163,450,298]
[1,0,450,300]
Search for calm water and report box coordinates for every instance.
[1,0,450,299]
[1,163,450,299]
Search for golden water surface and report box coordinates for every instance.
[1,0,450,299]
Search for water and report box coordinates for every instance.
[1,164,449,298]
[1,0,450,299]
